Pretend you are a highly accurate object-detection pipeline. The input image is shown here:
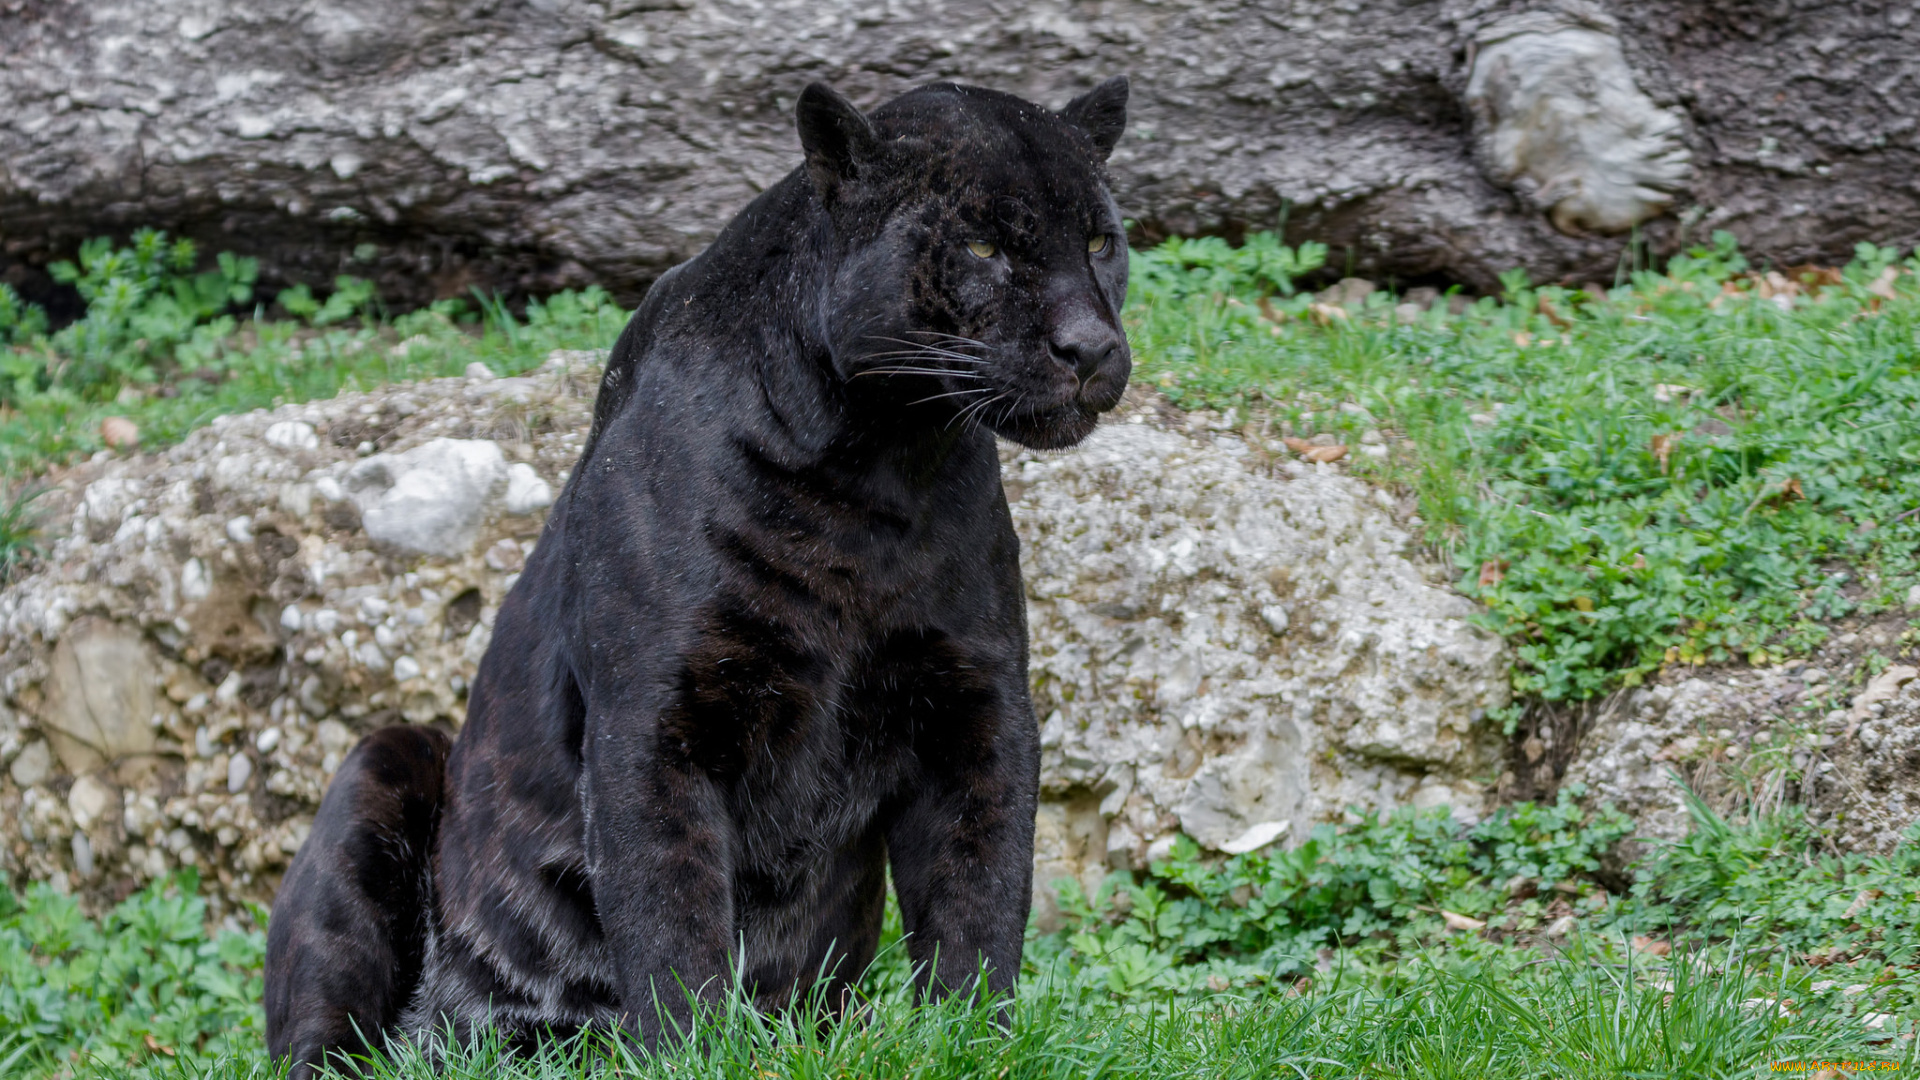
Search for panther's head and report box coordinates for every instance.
[799,78,1132,451]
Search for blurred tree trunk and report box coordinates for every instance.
[1,0,1914,308]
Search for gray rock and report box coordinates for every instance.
[1466,4,1691,235]
[41,618,159,774]
[1011,417,1510,897]
[8,739,52,787]
[346,438,508,557]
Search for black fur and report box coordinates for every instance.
[265,76,1130,1067]
[265,725,450,1079]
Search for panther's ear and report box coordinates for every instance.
[1060,75,1129,161]
[796,82,878,198]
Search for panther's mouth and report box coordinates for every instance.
[988,398,1103,451]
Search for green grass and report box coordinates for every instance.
[0,230,624,477]
[8,797,1918,1079]
[1128,232,1920,701]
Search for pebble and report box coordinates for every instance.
[227,754,253,794]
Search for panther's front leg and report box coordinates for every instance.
[883,656,1039,1000]
[582,690,738,1042]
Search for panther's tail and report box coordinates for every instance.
[265,724,451,1080]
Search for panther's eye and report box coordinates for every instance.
[966,240,998,259]
[1088,234,1109,255]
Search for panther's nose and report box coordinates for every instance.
[1047,325,1122,384]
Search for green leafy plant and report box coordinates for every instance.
[0,283,49,345]
[1035,789,1633,998]
[276,275,375,327]
[0,873,265,1076]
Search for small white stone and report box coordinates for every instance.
[8,740,52,787]
[181,557,212,601]
[1907,584,1920,612]
[264,421,319,451]
[71,833,95,878]
[311,609,340,634]
[465,362,495,381]
[1260,605,1290,635]
[226,516,254,544]
[281,604,304,631]
[392,655,422,681]
[227,754,253,793]
[1144,834,1178,865]
[67,775,115,830]
[1219,819,1289,855]
[255,728,281,754]
[504,463,554,515]
[314,476,346,503]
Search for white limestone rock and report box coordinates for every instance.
[1009,421,1511,901]
[346,438,509,557]
[503,463,555,516]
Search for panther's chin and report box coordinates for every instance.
[990,403,1102,450]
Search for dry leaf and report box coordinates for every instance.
[1478,559,1509,588]
[101,415,139,449]
[1789,263,1846,291]
[1538,296,1573,329]
[1280,437,1347,463]
[1631,935,1672,956]
[1441,910,1486,932]
[1868,265,1902,302]
[1258,295,1285,323]
[144,1034,175,1057]
[1651,432,1680,474]
[1630,553,1648,569]
[1512,331,1532,347]
[1747,476,1804,516]
[1652,383,1695,404]
[1573,596,1594,613]
[1844,889,1885,920]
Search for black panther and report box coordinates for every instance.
[266,74,1131,1076]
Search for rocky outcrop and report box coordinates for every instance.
[1554,606,1920,858]
[4,0,1917,305]
[0,360,1511,922]
[1010,414,1510,915]
[0,355,599,916]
